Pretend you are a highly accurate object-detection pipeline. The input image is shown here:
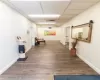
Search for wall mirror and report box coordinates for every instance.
[71,20,93,43]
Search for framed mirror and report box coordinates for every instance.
[71,20,93,43]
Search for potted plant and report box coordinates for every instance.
[70,39,78,56]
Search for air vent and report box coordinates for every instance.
[47,20,55,21]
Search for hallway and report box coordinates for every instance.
[1,41,97,80]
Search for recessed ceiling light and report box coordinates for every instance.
[37,22,56,24]
[28,14,60,18]
[10,0,71,1]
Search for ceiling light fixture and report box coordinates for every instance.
[37,22,56,24]
[10,0,71,1]
[28,14,60,18]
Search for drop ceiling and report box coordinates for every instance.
[2,0,100,27]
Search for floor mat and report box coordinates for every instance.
[54,75,100,80]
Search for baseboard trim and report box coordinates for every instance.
[0,46,32,75]
[26,47,31,53]
[0,57,19,75]
[77,54,100,74]
[60,41,65,46]
[25,46,32,54]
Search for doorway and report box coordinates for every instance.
[65,27,70,49]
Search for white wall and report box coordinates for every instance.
[38,27,62,40]
[60,2,100,74]
[31,23,38,46]
[0,1,36,74]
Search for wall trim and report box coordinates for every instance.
[26,47,31,53]
[60,41,65,45]
[0,46,33,75]
[0,57,19,75]
[0,46,32,75]
[77,53,100,74]
[25,46,32,54]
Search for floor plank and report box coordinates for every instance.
[0,41,97,80]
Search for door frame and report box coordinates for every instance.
[65,26,70,49]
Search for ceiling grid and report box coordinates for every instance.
[2,0,100,27]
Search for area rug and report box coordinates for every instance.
[54,75,100,80]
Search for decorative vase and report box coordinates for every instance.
[70,39,78,57]
[70,48,76,57]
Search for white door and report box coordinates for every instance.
[27,27,32,48]
[30,26,35,46]
[65,27,70,48]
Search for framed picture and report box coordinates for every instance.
[44,30,56,36]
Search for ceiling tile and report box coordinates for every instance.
[10,1,43,14]
[41,1,70,14]
[64,9,84,14]
[60,14,76,19]
[56,23,65,27]
[56,19,69,23]
[8,0,100,26]
[56,14,74,24]
[67,3,95,9]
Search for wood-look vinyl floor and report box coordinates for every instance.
[0,41,98,80]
